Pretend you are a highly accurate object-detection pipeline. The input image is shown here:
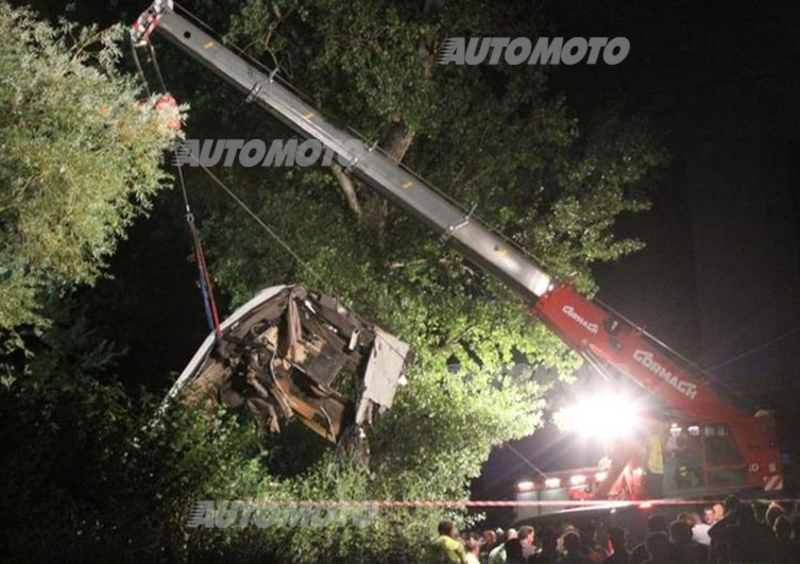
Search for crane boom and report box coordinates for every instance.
[151,11,553,303]
[133,2,782,499]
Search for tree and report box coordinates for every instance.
[138,2,668,553]
[0,1,180,330]
[171,0,665,485]
[0,1,668,561]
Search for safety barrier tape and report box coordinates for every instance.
[217,498,800,508]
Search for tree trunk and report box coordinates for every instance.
[362,120,415,244]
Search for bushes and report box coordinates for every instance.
[0,371,457,562]
[0,374,255,561]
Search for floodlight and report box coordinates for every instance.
[563,394,640,439]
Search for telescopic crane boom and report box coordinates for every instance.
[132,1,782,499]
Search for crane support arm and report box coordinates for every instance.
[149,10,554,302]
[534,284,741,419]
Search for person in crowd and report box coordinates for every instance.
[642,532,676,564]
[703,506,716,526]
[669,519,705,564]
[579,521,608,562]
[430,519,468,563]
[792,514,800,542]
[601,527,630,564]
[465,537,483,564]
[708,500,780,563]
[556,525,579,555]
[708,496,739,563]
[518,526,536,560]
[489,528,518,564]
[773,514,800,563]
[712,503,725,522]
[682,510,711,547]
[481,530,499,564]
[753,501,769,524]
[631,515,669,564]
[644,425,665,499]
[529,527,561,564]
[505,537,526,564]
[555,532,595,564]
[663,425,681,492]
[765,502,786,529]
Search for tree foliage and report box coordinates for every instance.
[157,0,667,551]
[0,1,668,562]
[0,2,179,329]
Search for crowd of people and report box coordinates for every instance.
[428,497,800,564]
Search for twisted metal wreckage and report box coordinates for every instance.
[167,285,414,453]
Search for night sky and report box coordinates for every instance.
[479,0,800,499]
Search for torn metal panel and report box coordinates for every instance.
[356,328,411,427]
[167,284,413,445]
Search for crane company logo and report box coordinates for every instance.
[562,305,599,335]
[437,37,630,66]
[187,500,379,529]
[173,139,368,168]
[633,350,698,400]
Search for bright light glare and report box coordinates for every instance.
[544,478,561,488]
[569,474,587,486]
[517,480,534,492]
[564,395,640,439]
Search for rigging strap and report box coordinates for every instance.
[131,20,222,341]
[178,165,222,341]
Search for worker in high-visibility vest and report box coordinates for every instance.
[429,520,468,564]
[645,424,665,498]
